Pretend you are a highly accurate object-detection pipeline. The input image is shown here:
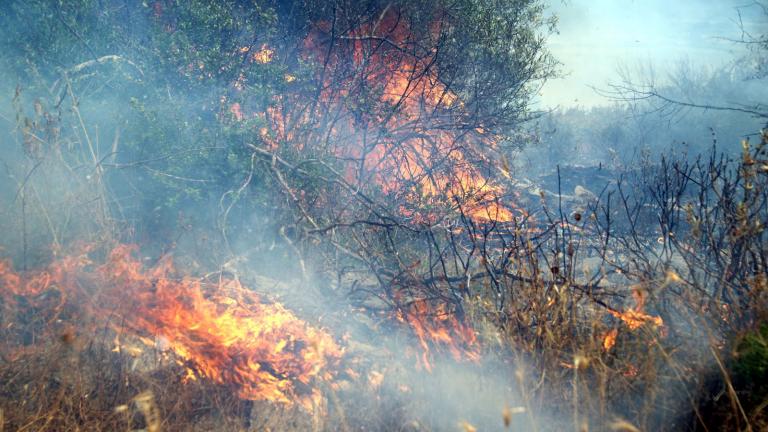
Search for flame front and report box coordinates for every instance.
[0,244,342,410]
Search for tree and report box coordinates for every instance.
[600,2,768,128]
[0,0,284,244]
[236,0,558,307]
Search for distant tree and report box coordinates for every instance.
[733,1,768,80]
[600,2,768,128]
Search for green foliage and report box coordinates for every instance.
[295,0,557,135]
[0,0,114,82]
[0,1,289,233]
[0,0,558,242]
[735,323,768,395]
[436,0,558,131]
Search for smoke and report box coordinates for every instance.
[542,0,767,107]
[1,2,766,431]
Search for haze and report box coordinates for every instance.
[541,0,765,107]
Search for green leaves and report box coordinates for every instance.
[736,324,768,387]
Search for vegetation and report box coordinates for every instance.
[0,1,766,431]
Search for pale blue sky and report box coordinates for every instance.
[540,0,764,107]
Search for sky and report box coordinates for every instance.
[539,0,764,108]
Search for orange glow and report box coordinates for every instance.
[395,299,480,371]
[367,370,385,390]
[256,9,519,224]
[0,245,343,411]
[230,102,244,121]
[251,45,275,64]
[603,328,618,351]
[608,289,663,330]
[235,44,274,65]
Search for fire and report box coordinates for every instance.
[623,364,640,378]
[251,9,518,224]
[603,328,618,351]
[230,102,244,121]
[395,299,480,371]
[239,44,274,64]
[252,45,274,64]
[0,244,343,410]
[608,289,663,331]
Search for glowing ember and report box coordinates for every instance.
[0,244,343,410]
[239,44,274,64]
[603,328,618,351]
[623,364,640,378]
[230,102,244,121]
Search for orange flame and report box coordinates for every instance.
[239,44,274,64]
[254,9,518,224]
[0,244,342,410]
[395,299,480,371]
[608,289,663,331]
[602,328,618,351]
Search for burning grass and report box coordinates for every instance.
[0,241,497,431]
[0,243,345,429]
[395,298,481,372]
